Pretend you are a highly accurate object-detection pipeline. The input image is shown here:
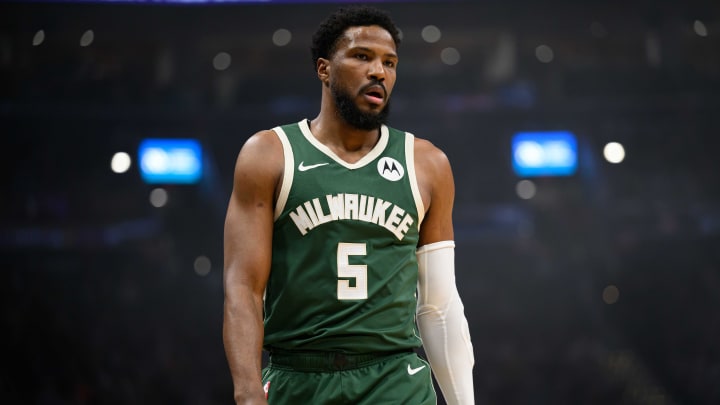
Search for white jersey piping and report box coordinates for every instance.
[297,119,389,170]
[406,132,425,228]
[272,126,294,221]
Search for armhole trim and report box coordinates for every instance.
[273,126,294,221]
[405,132,425,228]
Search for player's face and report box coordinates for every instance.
[328,25,398,130]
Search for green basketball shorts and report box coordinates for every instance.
[261,350,436,404]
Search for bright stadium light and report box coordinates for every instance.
[603,142,625,164]
[111,152,132,173]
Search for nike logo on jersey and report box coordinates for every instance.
[298,161,329,171]
[407,364,426,375]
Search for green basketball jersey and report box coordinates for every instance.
[263,119,425,354]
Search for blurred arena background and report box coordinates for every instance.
[1,0,719,403]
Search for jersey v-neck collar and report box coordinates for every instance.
[298,119,389,170]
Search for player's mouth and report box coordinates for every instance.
[361,84,386,106]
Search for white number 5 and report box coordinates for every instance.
[337,242,367,300]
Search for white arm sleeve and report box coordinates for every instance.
[416,240,475,405]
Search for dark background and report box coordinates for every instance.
[2,0,719,404]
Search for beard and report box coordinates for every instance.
[331,81,390,131]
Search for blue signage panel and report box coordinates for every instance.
[138,139,202,184]
[512,131,577,177]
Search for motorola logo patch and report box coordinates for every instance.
[377,157,404,181]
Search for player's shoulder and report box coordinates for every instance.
[239,126,288,158]
[233,126,285,174]
[243,120,304,149]
[410,134,451,169]
[244,128,279,147]
[388,125,444,156]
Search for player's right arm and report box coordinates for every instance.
[223,129,283,405]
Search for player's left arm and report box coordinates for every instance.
[414,138,475,405]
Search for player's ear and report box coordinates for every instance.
[317,58,330,87]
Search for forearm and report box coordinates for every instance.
[416,241,475,405]
[223,290,267,404]
[417,291,474,404]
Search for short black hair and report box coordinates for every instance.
[311,5,401,70]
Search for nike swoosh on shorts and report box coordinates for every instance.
[407,364,426,375]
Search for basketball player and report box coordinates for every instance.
[223,6,474,404]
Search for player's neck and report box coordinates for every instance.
[308,113,381,157]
